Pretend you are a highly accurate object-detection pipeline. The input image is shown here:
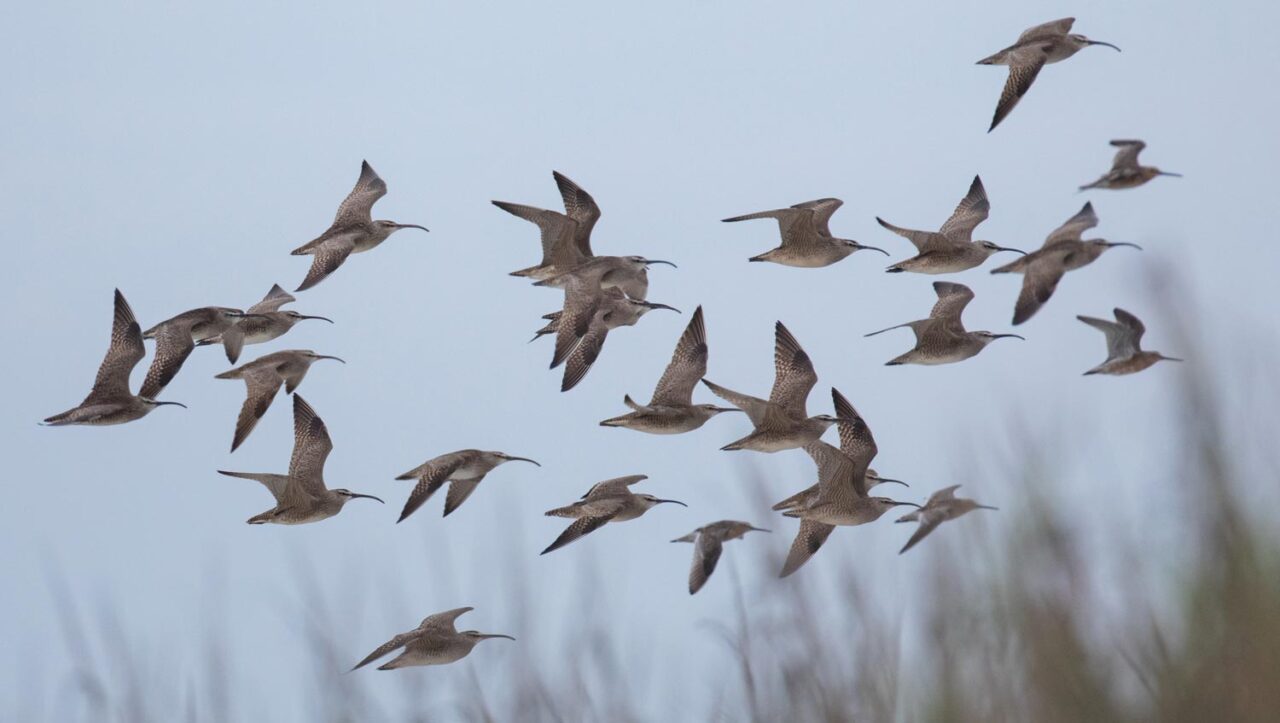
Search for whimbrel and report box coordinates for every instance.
[394,449,540,522]
[217,394,382,524]
[550,277,678,392]
[897,485,996,554]
[704,322,841,453]
[352,607,513,671]
[978,18,1120,132]
[1077,308,1181,375]
[879,176,1024,273]
[290,161,427,291]
[541,475,685,554]
[139,306,260,398]
[42,290,187,426]
[198,285,332,364]
[215,350,345,452]
[671,521,769,594]
[722,197,886,267]
[991,202,1141,324]
[493,171,600,281]
[1079,140,1181,190]
[600,306,740,434]
[532,254,676,301]
[774,388,911,577]
[865,282,1023,366]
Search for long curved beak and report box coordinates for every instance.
[857,243,889,256]
[1087,40,1121,52]
[976,505,1000,511]
[505,456,541,466]
[315,355,346,363]
[478,633,516,641]
[1160,355,1184,362]
[870,476,909,487]
[993,333,1025,340]
[349,493,384,503]
[655,499,688,507]
[644,303,681,313]
[395,223,430,232]
[643,259,677,268]
[749,526,771,533]
[995,246,1027,255]
[892,501,921,508]
[1158,171,1183,178]
[299,315,334,323]
[155,401,188,409]
[713,407,743,414]
[1105,242,1143,250]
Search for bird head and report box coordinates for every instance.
[976,240,1026,257]
[1071,34,1121,52]
[843,239,889,256]
[376,220,429,235]
[696,404,741,416]
[973,330,1025,345]
[461,630,516,643]
[637,494,687,510]
[334,489,384,505]
[140,398,187,411]
[300,350,345,364]
[493,452,541,467]
[284,310,333,324]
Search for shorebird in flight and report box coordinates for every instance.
[549,278,678,392]
[774,388,911,577]
[198,285,331,364]
[704,322,842,453]
[352,607,513,671]
[878,176,1024,274]
[532,254,676,301]
[215,350,345,452]
[42,290,186,426]
[139,305,262,398]
[1077,308,1182,375]
[290,161,427,291]
[541,475,685,555]
[991,202,1141,324]
[897,485,996,554]
[600,306,740,434]
[493,171,600,282]
[866,282,1023,365]
[1079,140,1181,190]
[394,449,540,522]
[671,521,769,594]
[217,395,382,524]
[978,17,1120,131]
[722,197,886,267]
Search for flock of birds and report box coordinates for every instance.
[40,17,1183,671]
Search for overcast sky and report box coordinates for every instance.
[3,1,1277,719]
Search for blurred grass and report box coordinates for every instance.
[25,344,1280,722]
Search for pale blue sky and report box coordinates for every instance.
[3,1,1278,720]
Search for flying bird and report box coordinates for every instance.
[42,290,187,426]
[704,322,842,453]
[493,171,600,281]
[352,607,513,671]
[1079,140,1181,190]
[394,449,540,522]
[217,395,382,524]
[290,161,428,291]
[722,197,886,267]
[139,306,261,398]
[1077,308,1182,375]
[214,350,345,452]
[978,18,1120,131]
[671,521,769,594]
[549,277,678,392]
[198,285,332,364]
[990,202,1141,324]
[541,475,685,555]
[879,176,1024,274]
[599,306,740,434]
[774,388,911,577]
[865,282,1023,366]
[897,485,996,554]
